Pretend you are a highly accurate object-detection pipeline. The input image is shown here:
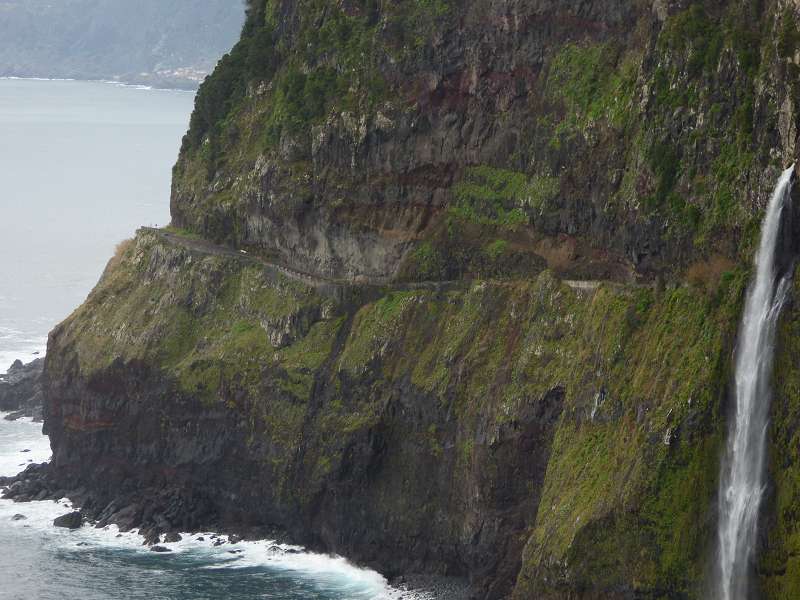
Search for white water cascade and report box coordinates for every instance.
[716,165,795,600]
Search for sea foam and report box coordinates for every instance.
[0,414,430,599]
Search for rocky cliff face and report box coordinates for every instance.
[0,359,44,420]
[41,230,746,598]
[172,0,797,283]
[34,0,800,598]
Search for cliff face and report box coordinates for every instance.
[43,229,746,598]
[37,0,800,598]
[172,0,796,282]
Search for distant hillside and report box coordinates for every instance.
[0,0,244,89]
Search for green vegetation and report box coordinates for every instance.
[778,8,800,59]
[450,166,534,228]
[407,241,447,280]
[485,239,509,261]
[761,270,800,598]
[546,42,639,130]
[660,5,724,78]
[49,219,756,598]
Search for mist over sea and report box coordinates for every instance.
[0,78,414,600]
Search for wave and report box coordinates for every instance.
[0,416,430,599]
[0,76,195,94]
[0,336,46,373]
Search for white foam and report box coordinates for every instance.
[0,414,50,477]
[0,326,47,372]
[0,76,195,93]
[0,413,430,599]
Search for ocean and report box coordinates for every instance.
[0,79,416,600]
[0,77,192,371]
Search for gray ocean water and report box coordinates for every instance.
[0,79,412,600]
[0,78,186,371]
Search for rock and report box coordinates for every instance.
[11,514,26,521]
[164,532,182,543]
[53,511,82,529]
[150,545,172,553]
[141,529,161,546]
[0,358,44,415]
[228,534,242,544]
[109,503,141,532]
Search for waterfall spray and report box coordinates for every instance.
[716,165,795,600]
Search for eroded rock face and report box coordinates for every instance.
[38,232,747,598]
[0,358,44,420]
[172,0,799,285]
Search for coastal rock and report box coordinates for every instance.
[150,545,172,553]
[0,358,44,417]
[53,512,83,529]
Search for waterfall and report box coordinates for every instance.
[716,165,795,600]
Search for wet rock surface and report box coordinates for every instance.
[0,358,44,421]
[53,511,83,529]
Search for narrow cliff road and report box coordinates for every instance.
[144,227,469,294]
[143,227,611,295]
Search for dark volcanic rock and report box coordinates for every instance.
[11,514,26,521]
[35,1,800,599]
[0,358,44,418]
[150,545,172,553]
[53,511,82,529]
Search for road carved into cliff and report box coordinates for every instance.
[143,227,610,295]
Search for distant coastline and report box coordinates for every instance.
[0,76,198,94]
[0,75,200,92]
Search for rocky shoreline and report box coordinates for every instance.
[0,358,44,421]
[1,462,471,600]
[0,351,474,600]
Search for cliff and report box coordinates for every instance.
[28,0,800,598]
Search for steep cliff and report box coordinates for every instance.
[33,0,800,598]
[42,229,746,598]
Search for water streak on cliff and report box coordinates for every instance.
[717,165,795,600]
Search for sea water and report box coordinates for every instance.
[0,78,186,371]
[0,415,415,600]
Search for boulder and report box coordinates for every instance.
[0,358,44,415]
[53,511,82,529]
[150,545,172,553]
